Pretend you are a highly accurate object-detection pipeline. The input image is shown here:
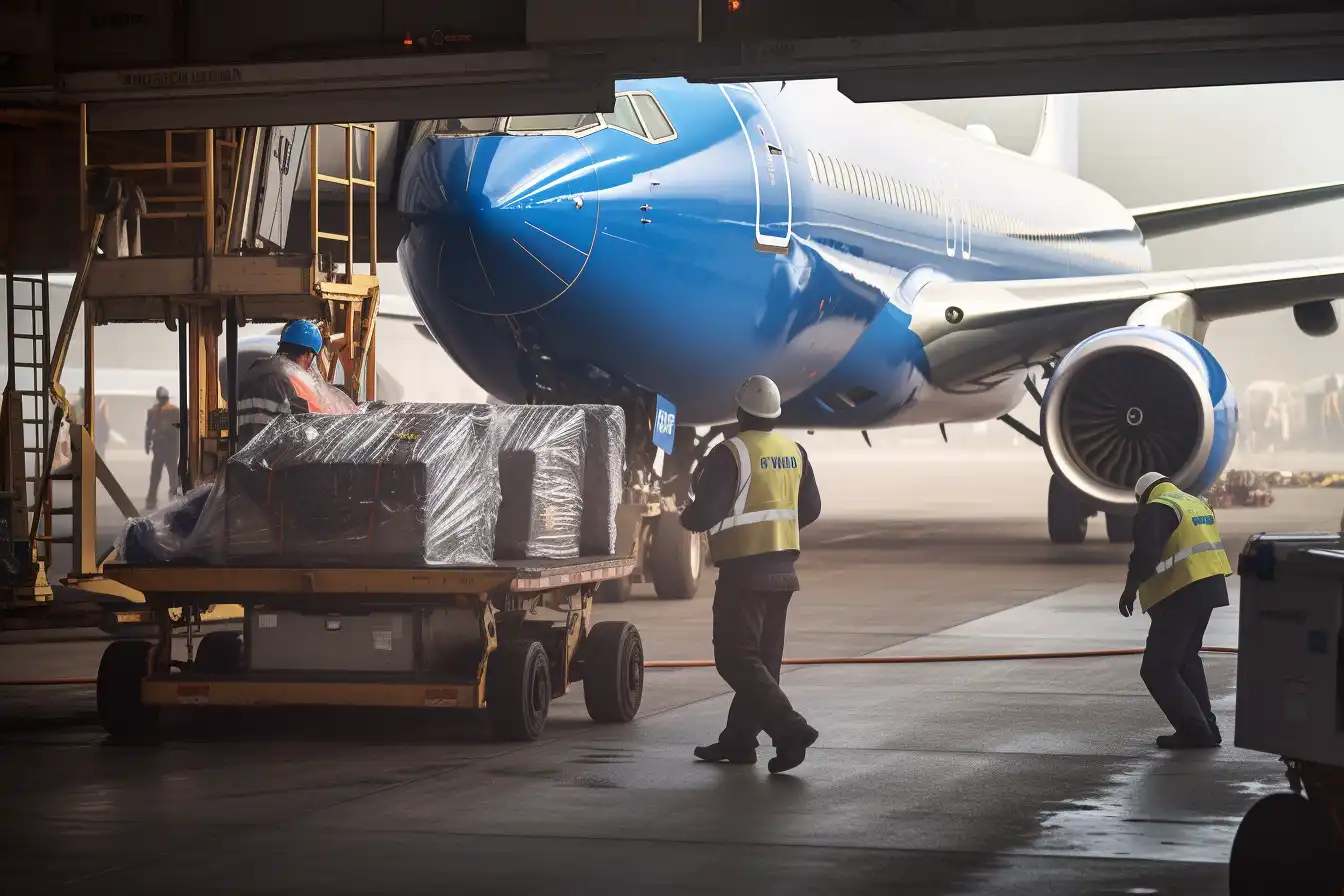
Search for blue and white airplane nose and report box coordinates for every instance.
[401,133,599,316]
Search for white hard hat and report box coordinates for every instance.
[735,375,782,419]
[1134,471,1168,501]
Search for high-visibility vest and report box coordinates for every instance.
[707,430,803,562]
[1137,481,1232,612]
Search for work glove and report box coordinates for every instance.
[1118,589,1137,618]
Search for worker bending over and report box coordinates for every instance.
[236,320,357,447]
[1120,471,1232,750]
[680,375,822,774]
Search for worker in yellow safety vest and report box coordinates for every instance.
[679,374,822,774]
[1120,471,1232,750]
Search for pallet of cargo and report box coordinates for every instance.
[94,555,643,742]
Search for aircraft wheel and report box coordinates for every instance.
[1105,512,1133,544]
[1229,793,1342,896]
[1047,475,1089,544]
[650,512,702,599]
[594,576,632,604]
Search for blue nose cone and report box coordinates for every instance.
[400,134,599,316]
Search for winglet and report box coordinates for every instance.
[1030,95,1080,177]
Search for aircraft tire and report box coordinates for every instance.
[1104,512,1134,544]
[1047,475,1089,544]
[650,512,702,600]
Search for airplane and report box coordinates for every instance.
[385,76,1344,577]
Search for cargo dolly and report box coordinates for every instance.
[95,556,644,742]
[1228,534,1344,895]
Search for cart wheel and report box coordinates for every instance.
[193,631,243,675]
[594,576,631,604]
[486,640,551,742]
[582,621,644,723]
[650,512,701,600]
[97,639,160,738]
[1229,793,1342,896]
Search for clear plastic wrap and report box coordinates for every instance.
[576,404,626,555]
[242,354,360,416]
[115,402,626,568]
[490,405,587,560]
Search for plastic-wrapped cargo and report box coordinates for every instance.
[575,404,625,555]
[490,405,587,560]
[115,401,625,567]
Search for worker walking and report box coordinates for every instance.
[680,375,822,774]
[144,386,180,510]
[1120,471,1232,750]
[236,320,356,448]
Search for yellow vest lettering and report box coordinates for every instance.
[1137,482,1232,612]
[707,431,803,561]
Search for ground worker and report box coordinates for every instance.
[680,374,822,774]
[144,386,180,510]
[1120,471,1232,750]
[235,320,357,447]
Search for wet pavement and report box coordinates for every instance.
[1,461,1339,895]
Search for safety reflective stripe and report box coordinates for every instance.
[237,397,288,414]
[237,412,277,429]
[1153,540,1226,575]
[708,438,753,535]
[709,508,798,533]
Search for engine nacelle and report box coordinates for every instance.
[1041,326,1238,508]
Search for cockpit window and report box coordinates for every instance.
[505,113,601,134]
[603,96,646,137]
[630,94,675,141]
[433,118,501,135]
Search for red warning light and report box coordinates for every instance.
[728,0,741,10]
[403,30,414,46]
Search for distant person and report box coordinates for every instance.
[144,386,179,510]
[1324,377,1343,448]
[76,387,110,457]
[1120,471,1232,750]
[236,320,357,448]
[680,375,822,774]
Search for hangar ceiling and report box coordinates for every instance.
[2,2,1344,130]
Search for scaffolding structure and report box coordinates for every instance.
[1,114,381,628]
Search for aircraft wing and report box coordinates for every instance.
[1129,181,1344,239]
[908,256,1344,387]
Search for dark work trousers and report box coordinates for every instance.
[712,581,810,749]
[147,448,180,508]
[1140,592,1217,737]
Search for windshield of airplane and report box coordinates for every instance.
[434,118,501,135]
[504,113,601,134]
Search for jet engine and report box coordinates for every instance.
[1040,326,1238,509]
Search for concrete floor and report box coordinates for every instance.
[2,457,1341,894]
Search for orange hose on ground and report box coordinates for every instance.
[0,646,1239,685]
[645,646,1238,668]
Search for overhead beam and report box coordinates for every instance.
[6,11,1344,128]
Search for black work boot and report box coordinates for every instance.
[768,725,820,775]
[694,742,757,765]
[1156,730,1220,750]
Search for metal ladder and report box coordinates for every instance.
[3,273,63,585]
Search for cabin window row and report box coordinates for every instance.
[804,149,1126,264]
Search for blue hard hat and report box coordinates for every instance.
[279,320,323,355]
